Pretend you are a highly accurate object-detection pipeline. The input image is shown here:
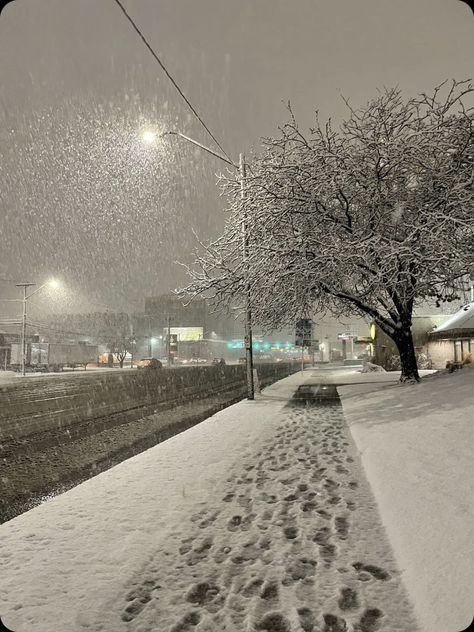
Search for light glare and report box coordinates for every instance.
[142,130,156,144]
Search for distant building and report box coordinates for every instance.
[144,294,238,360]
[145,295,206,329]
[373,303,474,369]
[144,294,236,339]
[429,302,474,365]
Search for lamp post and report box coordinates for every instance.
[145,130,255,399]
[15,279,59,376]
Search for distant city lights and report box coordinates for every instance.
[226,339,297,351]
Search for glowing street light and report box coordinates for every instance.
[141,130,157,144]
[15,278,60,376]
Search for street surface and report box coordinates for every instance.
[0,363,201,386]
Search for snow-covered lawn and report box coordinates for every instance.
[339,365,474,632]
[0,366,472,632]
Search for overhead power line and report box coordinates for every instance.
[0,277,21,286]
[27,321,93,337]
[113,0,233,165]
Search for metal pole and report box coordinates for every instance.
[240,153,254,400]
[148,315,152,356]
[167,315,172,366]
[301,345,304,374]
[21,286,27,377]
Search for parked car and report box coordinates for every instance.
[190,357,207,364]
[212,357,226,366]
[137,357,162,369]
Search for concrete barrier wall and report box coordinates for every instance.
[0,363,299,441]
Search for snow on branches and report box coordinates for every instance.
[181,81,474,381]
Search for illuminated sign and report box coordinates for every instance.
[166,327,204,342]
[337,333,356,340]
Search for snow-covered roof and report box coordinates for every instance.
[430,302,474,333]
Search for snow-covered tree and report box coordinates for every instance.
[182,81,474,382]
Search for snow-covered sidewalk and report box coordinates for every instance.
[0,367,472,632]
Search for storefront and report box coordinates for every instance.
[428,302,474,365]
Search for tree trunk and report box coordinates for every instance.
[392,328,420,382]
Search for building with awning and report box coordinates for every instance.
[428,302,474,364]
[372,304,474,369]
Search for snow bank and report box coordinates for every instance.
[359,362,386,373]
[339,366,474,632]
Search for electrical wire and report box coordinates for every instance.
[0,276,20,284]
[26,321,92,337]
[112,0,234,166]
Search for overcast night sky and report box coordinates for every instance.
[0,0,473,314]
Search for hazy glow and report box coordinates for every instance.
[49,279,60,289]
[142,130,156,144]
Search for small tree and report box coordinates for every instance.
[114,348,127,369]
[102,313,133,369]
[182,81,474,382]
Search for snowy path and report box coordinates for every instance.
[108,398,417,632]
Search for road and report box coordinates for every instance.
[0,361,243,386]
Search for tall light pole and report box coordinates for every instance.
[15,279,59,376]
[145,130,255,399]
[239,153,254,400]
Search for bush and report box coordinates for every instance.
[360,362,386,373]
[386,352,432,371]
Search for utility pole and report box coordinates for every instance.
[161,131,255,399]
[167,315,172,366]
[147,314,152,356]
[240,153,255,400]
[16,282,35,377]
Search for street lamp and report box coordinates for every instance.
[144,130,255,399]
[15,279,60,376]
[141,130,156,144]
